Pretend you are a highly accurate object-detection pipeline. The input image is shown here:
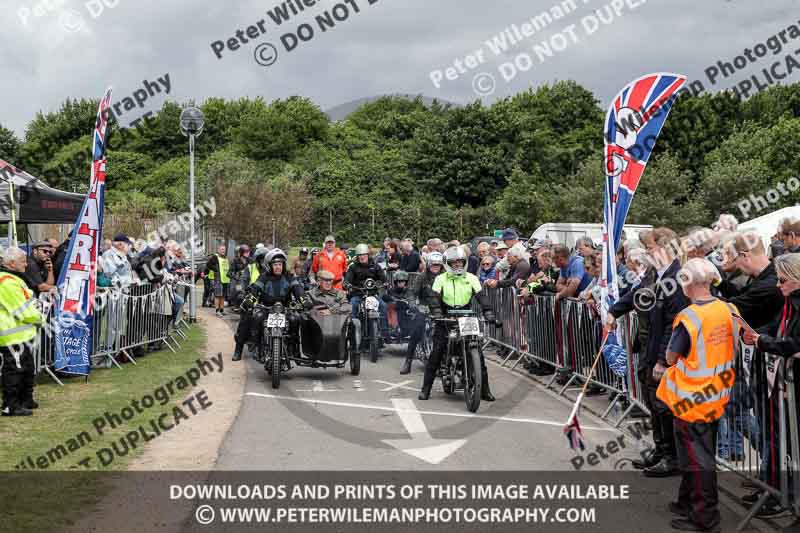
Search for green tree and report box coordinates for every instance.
[232,97,329,161]
[0,124,21,163]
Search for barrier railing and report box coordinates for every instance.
[31,282,190,384]
[479,286,798,527]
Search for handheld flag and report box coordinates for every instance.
[600,73,686,318]
[53,87,113,376]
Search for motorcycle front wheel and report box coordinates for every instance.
[464,346,482,412]
[271,337,282,389]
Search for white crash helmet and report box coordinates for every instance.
[443,246,467,276]
[427,251,444,267]
[265,248,288,270]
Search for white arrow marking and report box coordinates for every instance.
[296,380,339,393]
[382,399,467,465]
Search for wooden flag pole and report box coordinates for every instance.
[564,329,610,425]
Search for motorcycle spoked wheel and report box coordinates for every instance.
[271,337,282,389]
[463,345,482,413]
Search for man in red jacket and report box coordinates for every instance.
[311,235,348,290]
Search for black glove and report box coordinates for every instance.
[242,294,257,312]
[302,298,314,311]
[483,309,496,323]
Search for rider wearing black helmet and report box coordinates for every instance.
[419,246,496,402]
[233,248,310,361]
[382,270,426,374]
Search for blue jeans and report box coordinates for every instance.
[717,410,747,459]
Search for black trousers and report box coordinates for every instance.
[422,322,489,391]
[640,367,677,460]
[674,418,720,529]
[397,305,425,360]
[235,311,300,348]
[1,345,35,411]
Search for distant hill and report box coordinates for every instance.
[324,94,460,122]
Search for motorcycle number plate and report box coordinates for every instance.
[458,317,481,337]
[365,297,380,311]
[267,313,286,328]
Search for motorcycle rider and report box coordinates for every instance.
[233,249,309,361]
[419,246,496,402]
[382,270,426,374]
[343,243,388,323]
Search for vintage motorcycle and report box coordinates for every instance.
[435,308,485,412]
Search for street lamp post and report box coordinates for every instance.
[180,107,205,323]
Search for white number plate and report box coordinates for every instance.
[458,317,481,336]
[365,297,380,311]
[267,313,286,328]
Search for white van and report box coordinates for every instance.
[529,223,653,251]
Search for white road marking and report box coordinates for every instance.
[383,399,467,464]
[244,392,617,432]
[296,380,339,393]
[374,379,419,392]
[353,380,365,391]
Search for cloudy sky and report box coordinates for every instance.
[2,0,798,136]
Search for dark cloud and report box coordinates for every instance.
[1,0,798,136]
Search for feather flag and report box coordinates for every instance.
[600,73,686,319]
[53,87,113,375]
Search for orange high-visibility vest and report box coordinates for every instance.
[657,299,738,423]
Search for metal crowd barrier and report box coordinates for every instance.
[31,282,191,385]
[479,286,800,527]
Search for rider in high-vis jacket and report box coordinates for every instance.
[419,246,496,402]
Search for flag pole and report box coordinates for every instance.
[563,329,611,426]
[8,180,18,246]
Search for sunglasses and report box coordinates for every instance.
[39,249,54,255]
[482,263,493,267]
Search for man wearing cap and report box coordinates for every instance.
[307,270,349,314]
[311,236,348,290]
[101,234,134,289]
[206,245,230,316]
[24,241,56,295]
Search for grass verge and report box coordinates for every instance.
[0,323,208,532]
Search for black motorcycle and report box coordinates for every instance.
[435,308,484,412]
[255,301,301,389]
[350,278,384,363]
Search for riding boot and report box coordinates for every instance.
[419,370,435,400]
[232,339,243,361]
[481,366,495,402]
[400,358,412,375]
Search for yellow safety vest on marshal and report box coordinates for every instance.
[657,299,738,423]
[218,256,230,284]
[0,272,44,347]
[249,263,259,284]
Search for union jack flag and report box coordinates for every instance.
[600,73,686,316]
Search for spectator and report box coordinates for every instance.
[51,231,71,281]
[375,238,393,268]
[579,251,603,307]
[476,242,491,262]
[399,239,422,273]
[713,213,739,233]
[779,217,800,254]
[490,240,498,256]
[657,258,736,532]
[24,241,56,295]
[0,247,44,417]
[100,234,134,288]
[310,235,349,289]
[575,236,595,258]
[478,255,500,284]
[487,248,530,289]
[715,232,751,292]
[463,244,480,275]
[608,227,689,478]
[552,245,592,303]
[100,238,112,254]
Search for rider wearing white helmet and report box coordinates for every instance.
[419,246,497,402]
